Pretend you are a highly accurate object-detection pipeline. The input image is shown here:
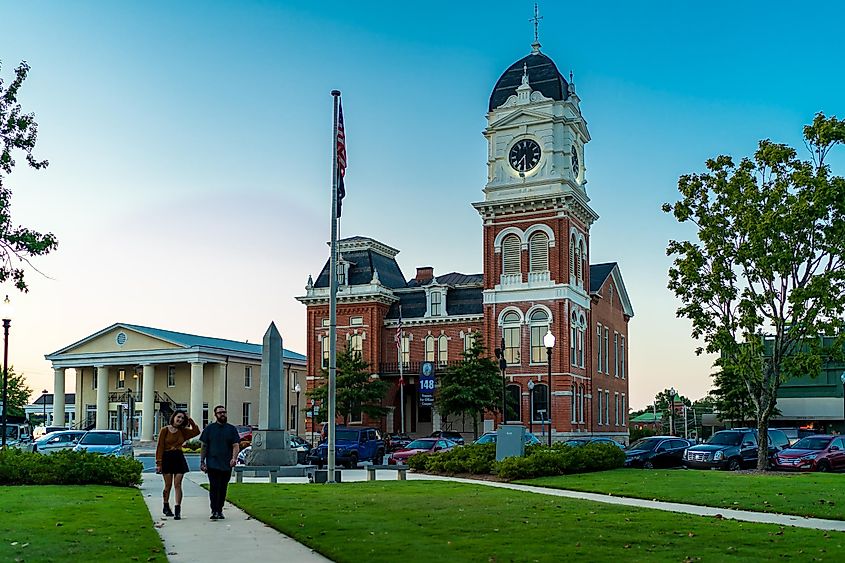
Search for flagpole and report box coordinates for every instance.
[327,89,341,483]
[398,306,405,435]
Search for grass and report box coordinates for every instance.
[0,486,166,562]
[516,469,845,520]
[227,481,845,562]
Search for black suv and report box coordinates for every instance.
[683,428,789,471]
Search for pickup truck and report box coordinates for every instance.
[307,427,385,469]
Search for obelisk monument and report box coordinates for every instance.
[246,322,296,466]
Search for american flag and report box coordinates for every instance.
[395,305,404,384]
[336,100,346,217]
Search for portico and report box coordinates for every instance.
[45,323,306,438]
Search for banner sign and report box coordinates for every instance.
[419,362,436,407]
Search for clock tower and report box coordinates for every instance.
[473,37,600,435]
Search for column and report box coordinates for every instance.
[141,364,155,441]
[74,369,83,427]
[213,363,226,415]
[96,366,109,429]
[53,368,66,428]
[190,362,204,424]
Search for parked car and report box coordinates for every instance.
[307,427,385,469]
[236,435,312,465]
[474,431,541,446]
[772,427,800,445]
[429,431,466,446]
[33,426,67,439]
[625,437,693,469]
[73,431,134,457]
[29,430,87,454]
[565,437,626,449]
[389,438,458,465]
[683,428,790,471]
[385,432,413,452]
[772,435,845,472]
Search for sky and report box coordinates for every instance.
[1,1,843,410]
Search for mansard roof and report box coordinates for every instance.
[385,286,483,320]
[313,249,407,289]
[406,272,483,288]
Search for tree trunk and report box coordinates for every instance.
[472,413,479,440]
[756,415,770,470]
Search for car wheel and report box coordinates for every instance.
[727,458,742,471]
[643,461,654,469]
[816,461,831,473]
[345,453,358,469]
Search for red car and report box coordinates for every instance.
[772,435,845,472]
[388,438,457,465]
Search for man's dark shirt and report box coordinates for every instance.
[199,422,240,471]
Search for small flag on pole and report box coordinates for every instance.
[395,305,404,385]
[336,100,347,217]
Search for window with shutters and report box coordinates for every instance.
[438,335,448,366]
[502,234,521,275]
[529,232,549,272]
[425,336,435,362]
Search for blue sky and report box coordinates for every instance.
[1,1,843,408]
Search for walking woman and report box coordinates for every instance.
[155,410,200,520]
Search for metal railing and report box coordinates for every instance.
[377,360,463,376]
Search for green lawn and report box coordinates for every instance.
[516,469,845,520]
[0,486,166,562]
[227,481,845,562]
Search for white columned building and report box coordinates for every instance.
[45,323,307,439]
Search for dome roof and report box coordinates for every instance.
[489,51,569,111]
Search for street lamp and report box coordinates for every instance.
[840,372,845,430]
[294,382,302,436]
[494,337,507,427]
[42,389,48,427]
[1,295,13,449]
[543,329,556,447]
[669,387,676,436]
[527,380,535,435]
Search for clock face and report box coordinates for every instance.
[509,139,541,173]
[571,149,580,178]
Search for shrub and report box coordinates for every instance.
[496,443,624,480]
[0,448,142,487]
[407,443,497,475]
[183,439,202,452]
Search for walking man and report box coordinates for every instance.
[199,405,240,520]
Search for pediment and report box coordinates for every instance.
[488,109,552,130]
[48,324,184,357]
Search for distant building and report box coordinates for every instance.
[45,323,306,439]
[630,411,663,432]
[25,392,76,426]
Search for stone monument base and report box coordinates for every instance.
[245,430,297,466]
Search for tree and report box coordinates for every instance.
[2,366,32,417]
[708,367,756,425]
[309,345,389,425]
[436,339,501,440]
[663,113,845,469]
[0,61,59,291]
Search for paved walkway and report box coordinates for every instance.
[140,473,330,562]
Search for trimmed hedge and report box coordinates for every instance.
[409,442,624,480]
[0,448,143,487]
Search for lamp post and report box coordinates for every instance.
[840,372,845,431]
[494,337,507,427]
[294,382,302,436]
[1,295,12,449]
[543,329,556,447]
[669,387,676,436]
[42,389,48,427]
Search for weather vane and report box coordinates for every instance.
[530,3,543,45]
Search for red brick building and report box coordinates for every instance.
[297,42,633,444]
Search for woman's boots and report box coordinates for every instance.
[174,505,181,520]
[163,502,174,517]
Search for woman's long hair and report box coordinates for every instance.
[169,409,188,428]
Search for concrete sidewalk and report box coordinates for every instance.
[140,473,330,562]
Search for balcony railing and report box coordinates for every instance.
[500,273,522,287]
[377,360,464,376]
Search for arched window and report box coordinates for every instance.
[529,231,549,272]
[401,335,410,367]
[570,383,576,422]
[321,335,329,369]
[438,335,448,366]
[463,331,475,352]
[531,383,549,423]
[529,309,550,363]
[578,239,586,286]
[502,234,521,275]
[425,335,435,362]
[569,234,576,280]
[506,384,521,422]
[502,311,521,365]
[349,333,363,356]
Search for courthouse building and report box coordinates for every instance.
[45,323,306,440]
[298,38,634,442]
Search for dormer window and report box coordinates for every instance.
[337,260,348,286]
[426,287,447,317]
[431,291,442,316]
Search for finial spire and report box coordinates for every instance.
[521,62,529,86]
[530,2,543,53]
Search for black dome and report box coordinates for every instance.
[489,52,568,112]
